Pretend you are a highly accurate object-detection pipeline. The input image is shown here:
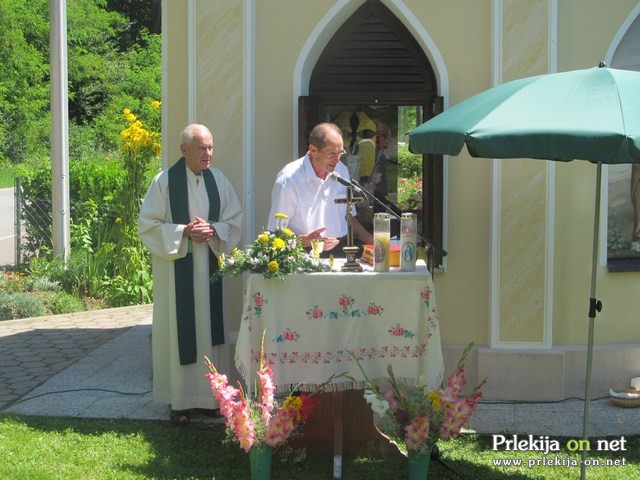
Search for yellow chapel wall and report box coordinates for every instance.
[164,0,640,399]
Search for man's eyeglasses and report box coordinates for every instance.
[323,149,347,160]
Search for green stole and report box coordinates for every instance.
[168,157,224,365]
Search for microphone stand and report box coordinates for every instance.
[334,186,365,272]
[350,178,448,270]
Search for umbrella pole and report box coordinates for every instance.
[580,162,603,480]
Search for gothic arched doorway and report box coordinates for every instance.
[299,0,444,266]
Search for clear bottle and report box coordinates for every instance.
[373,213,390,272]
[400,213,417,271]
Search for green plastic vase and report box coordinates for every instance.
[249,443,273,480]
[407,448,431,480]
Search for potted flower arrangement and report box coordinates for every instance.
[205,334,325,479]
[351,342,486,479]
[214,213,332,281]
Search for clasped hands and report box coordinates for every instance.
[184,216,216,242]
[301,227,338,251]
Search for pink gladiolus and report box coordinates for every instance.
[256,365,275,423]
[447,366,467,395]
[404,415,430,452]
[263,407,297,447]
[205,342,320,452]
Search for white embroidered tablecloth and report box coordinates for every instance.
[234,260,443,393]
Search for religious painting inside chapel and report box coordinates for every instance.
[607,13,640,271]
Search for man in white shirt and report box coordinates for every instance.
[267,122,372,256]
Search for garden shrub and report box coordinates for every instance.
[398,143,422,179]
[0,291,45,320]
[30,276,61,292]
[43,291,85,315]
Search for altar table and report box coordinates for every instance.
[234,261,443,476]
[235,260,443,396]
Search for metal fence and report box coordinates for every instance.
[14,177,53,270]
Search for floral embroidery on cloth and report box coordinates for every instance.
[305,294,384,320]
[251,344,428,366]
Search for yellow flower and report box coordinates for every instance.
[283,228,294,237]
[115,217,122,223]
[329,255,334,268]
[123,108,137,123]
[232,247,238,257]
[427,390,442,411]
[282,395,302,410]
[259,234,270,244]
[218,254,224,269]
[272,238,285,250]
[274,213,289,220]
[150,100,162,109]
[268,261,279,272]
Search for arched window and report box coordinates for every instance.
[299,0,445,267]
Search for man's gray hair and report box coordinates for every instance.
[180,124,211,144]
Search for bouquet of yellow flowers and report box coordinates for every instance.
[214,213,332,281]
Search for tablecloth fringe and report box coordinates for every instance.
[273,376,433,395]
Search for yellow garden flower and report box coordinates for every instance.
[232,247,239,257]
[150,100,162,109]
[427,390,442,411]
[282,395,302,410]
[259,234,270,244]
[272,238,285,250]
[283,228,294,237]
[274,213,288,220]
[268,261,279,272]
[123,108,137,123]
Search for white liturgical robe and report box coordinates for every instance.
[138,164,242,410]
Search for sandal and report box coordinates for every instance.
[170,409,192,425]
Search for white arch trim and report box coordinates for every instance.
[293,0,450,155]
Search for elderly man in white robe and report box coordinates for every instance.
[138,124,242,424]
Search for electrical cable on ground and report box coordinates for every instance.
[1,387,153,411]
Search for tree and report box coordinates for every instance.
[0,0,51,164]
[0,0,161,164]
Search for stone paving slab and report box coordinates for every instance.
[0,305,152,409]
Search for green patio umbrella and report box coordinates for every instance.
[408,64,640,480]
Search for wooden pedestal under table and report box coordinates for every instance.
[235,260,443,478]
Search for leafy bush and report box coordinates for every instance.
[43,291,85,315]
[0,291,45,320]
[398,143,422,179]
[17,158,127,257]
[30,276,62,292]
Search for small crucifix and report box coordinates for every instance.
[334,185,365,272]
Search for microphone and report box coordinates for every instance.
[329,171,359,189]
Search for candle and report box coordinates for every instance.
[374,213,390,272]
[400,213,417,271]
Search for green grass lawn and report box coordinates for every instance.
[0,415,637,479]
